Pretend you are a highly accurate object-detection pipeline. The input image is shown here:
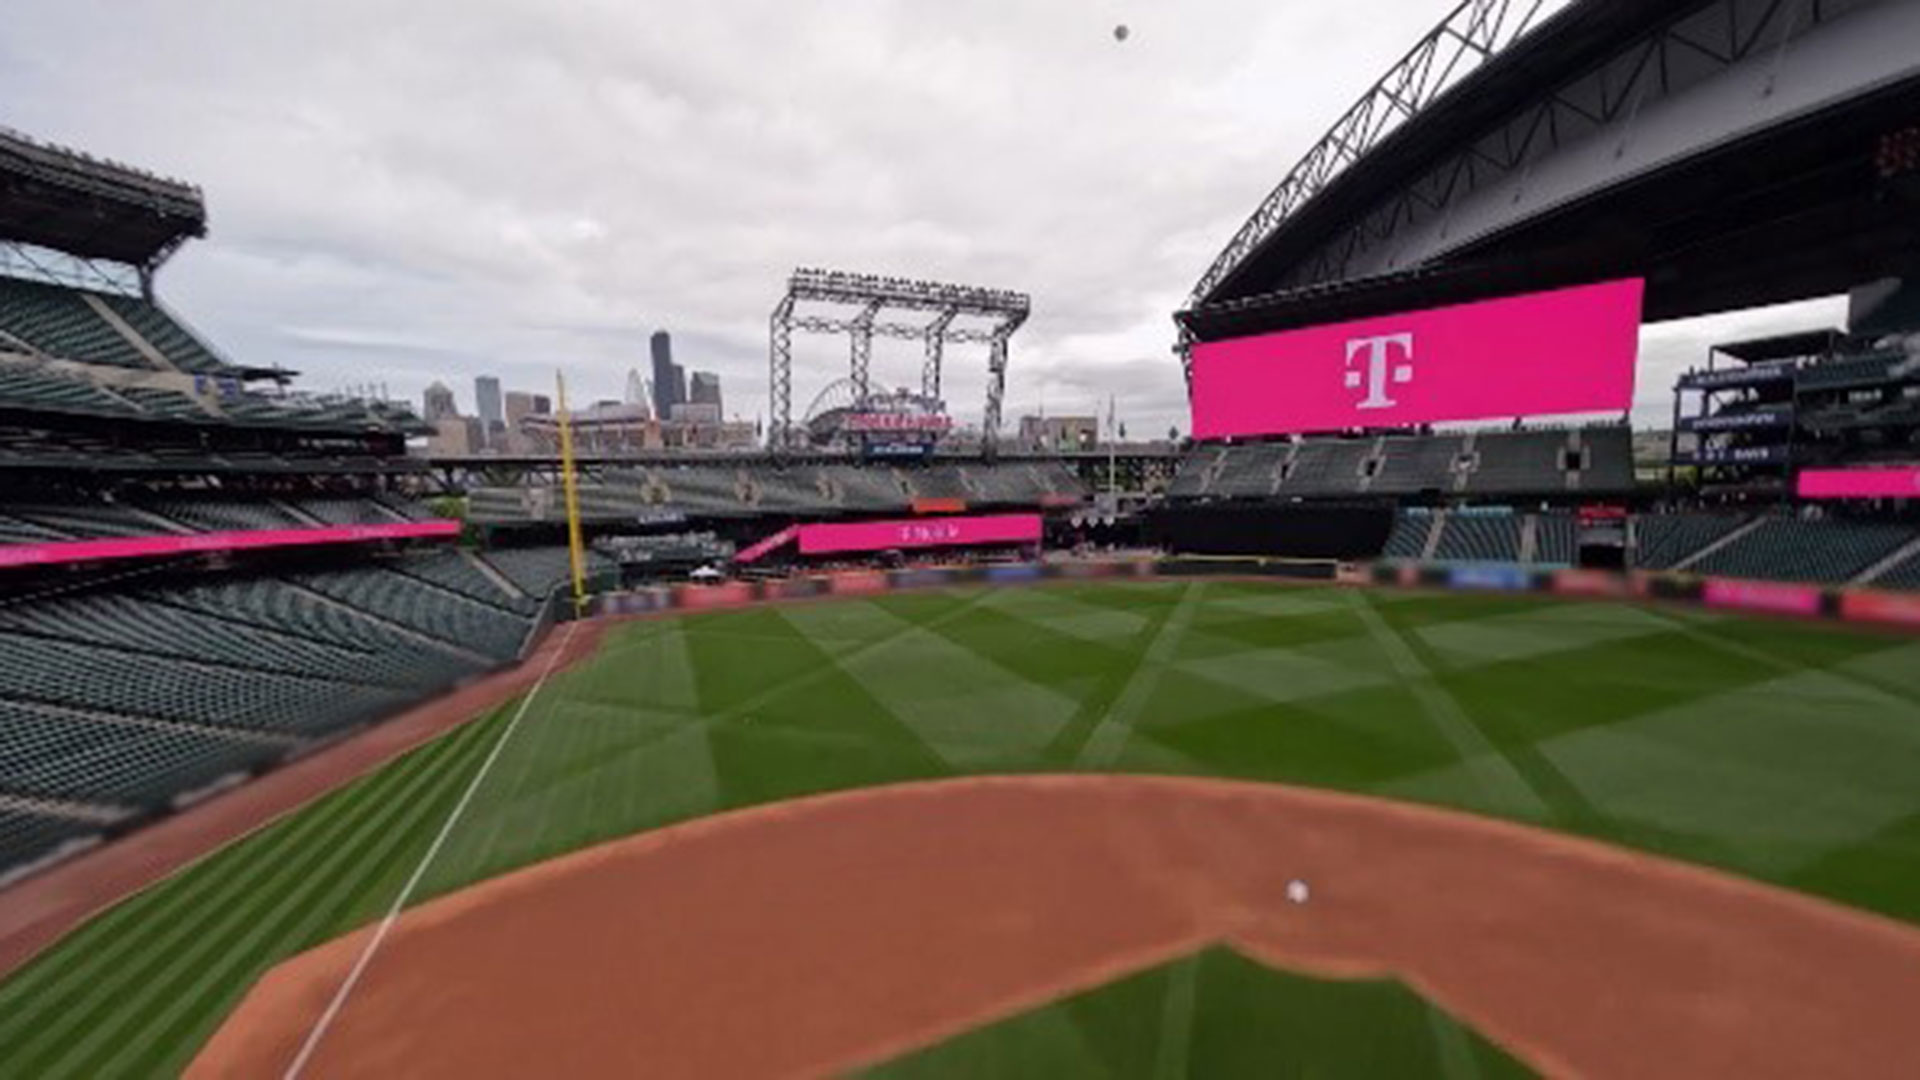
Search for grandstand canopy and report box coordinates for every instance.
[1198,0,1683,308]
[1183,0,1920,342]
[0,127,206,268]
[1712,329,1847,365]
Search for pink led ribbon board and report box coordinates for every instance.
[796,514,1042,555]
[0,520,460,571]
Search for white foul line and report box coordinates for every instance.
[283,618,582,1079]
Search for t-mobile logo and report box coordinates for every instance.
[1344,333,1414,410]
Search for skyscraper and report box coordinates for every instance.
[689,371,722,415]
[650,331,684,420]
[624,368,649,412]
[474,376,503,449]
[422,381,456,422]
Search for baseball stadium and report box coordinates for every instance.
[3,2,1920,1077]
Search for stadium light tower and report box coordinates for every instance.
[768,268,1030,452]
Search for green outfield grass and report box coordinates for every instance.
[2,581,1918,1076]
[863,947,1532,1079]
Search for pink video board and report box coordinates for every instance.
[1796,467,1920,500]
[797,513,1042,556]
[1189,279,1643,438]
[0,520,460,572]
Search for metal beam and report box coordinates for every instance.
[768,267,1030,452]
[768,294,794,449]
[848,298,883,401]
[922,307,957,401]
[1188,0,1561,310]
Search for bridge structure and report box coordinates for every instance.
[1178,0,1920,357]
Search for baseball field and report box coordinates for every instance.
[3,579,1920,1076]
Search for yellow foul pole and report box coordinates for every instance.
[556,371,588,615]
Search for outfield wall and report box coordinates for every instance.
[587,557,1920,633]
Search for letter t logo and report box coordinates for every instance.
[1345,333,1414,410]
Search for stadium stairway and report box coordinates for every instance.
[1382,512,1433,559]
[1420,512,1446,560]
[1855,535,1920,586]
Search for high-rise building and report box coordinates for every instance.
[650,331,685,420]
[624,368,648,409]
[474,376,503,449]
[502,390,552,454]
[689,371,722,414]
[423,381,457,422]
[503,390,538,428]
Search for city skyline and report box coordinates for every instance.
[422,327,751,454]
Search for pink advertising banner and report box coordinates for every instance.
[1189,279,1643,438]
[1702,578,1822,617]
[1796,467,1920,500]
[0,520,460,571]
[797,513,1042,556]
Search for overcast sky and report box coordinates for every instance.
[0,0,1845,436]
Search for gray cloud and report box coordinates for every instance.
[0,0,1830,437]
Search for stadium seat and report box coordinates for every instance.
[1690,519,1918,583]
[0,277,149,369]
[751,467,832,512]
[96,294,231,374]
[8,501,183,539]
[1432,513,1523,562]
[0,586,438,688]
[0,703,278,809]
[0,361,143,417]
[290,564,532,661]
[1464,431,1572,494]
[1278,440,1373,496]
[821,465,910,511]
[904,466,972,501]
[1534,514,1577,565]
[1371,435,1466,494]
[656,466,747,514]
[1632,514,1749,569]
[139,498,306,533]
[1212,444,1287,498]
[0,630,413,737]
[391,550,537,614]
[292,498,413,526]
[1382,512,1433,558]
[480,546,613,599]
[0,807,99,874]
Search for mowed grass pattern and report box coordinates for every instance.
[3,581,1920,1075]
[863,947,1533,1079]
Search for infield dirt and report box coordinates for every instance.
[193,774,1920,1079]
